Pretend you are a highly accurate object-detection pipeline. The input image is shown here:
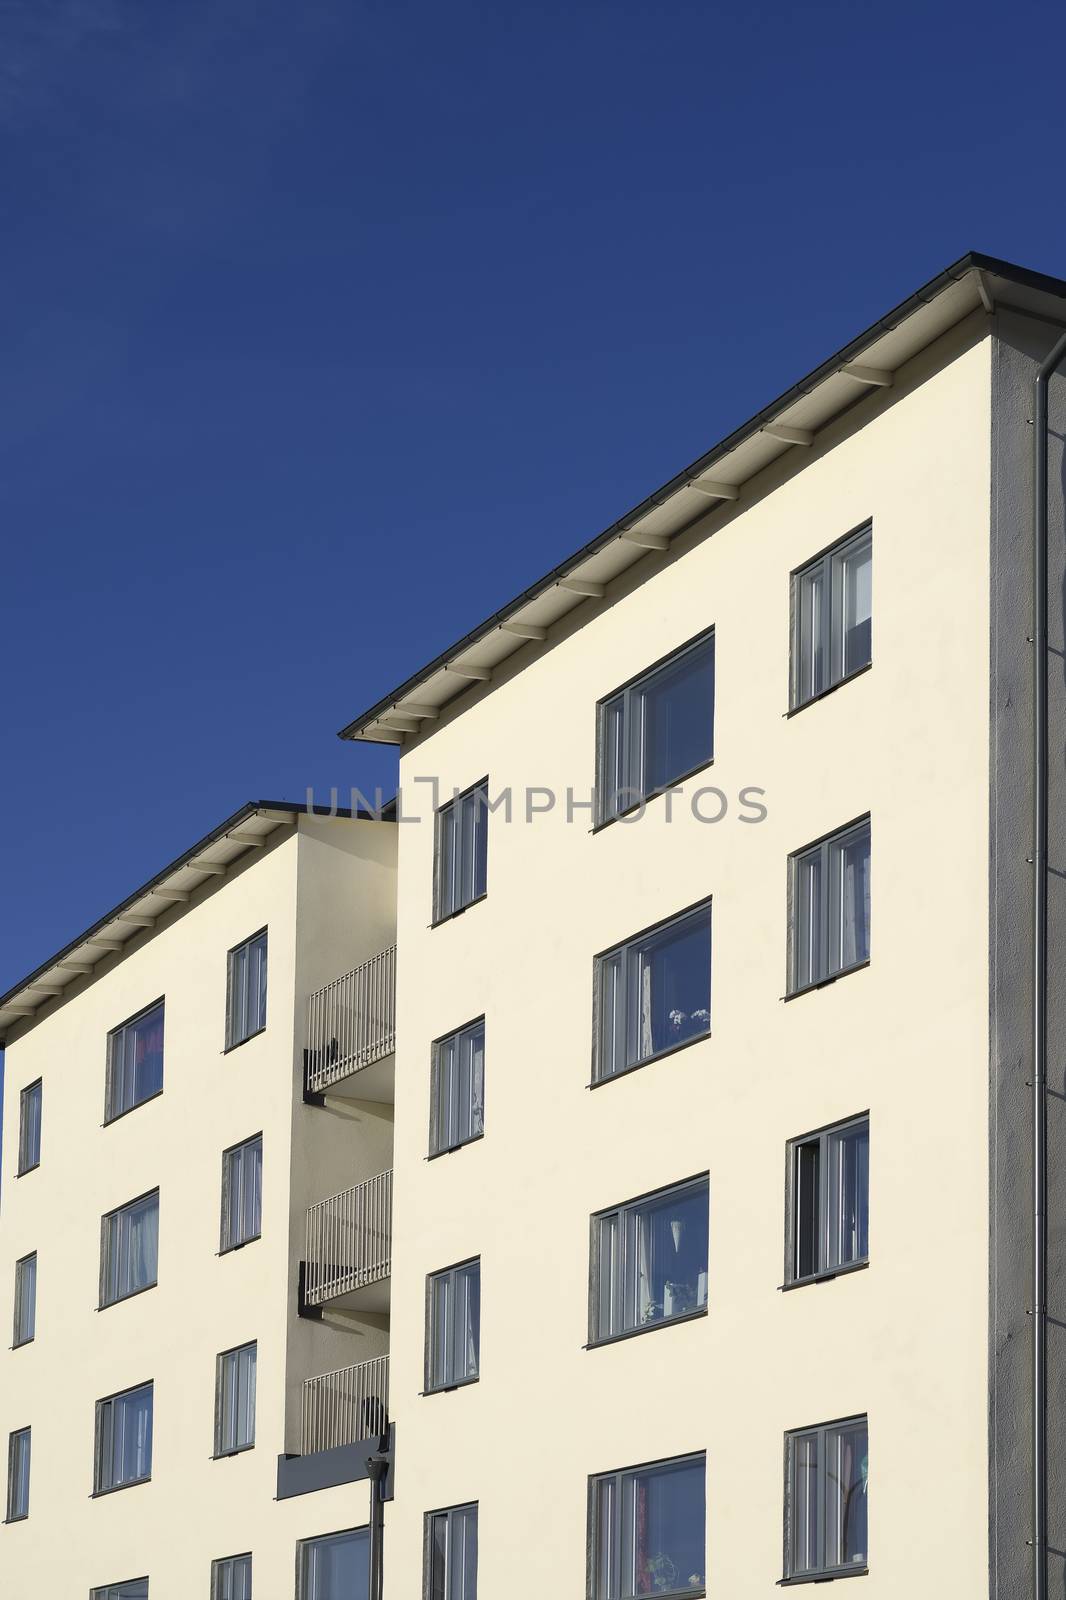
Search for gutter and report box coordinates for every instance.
[1031,326,1066,1600]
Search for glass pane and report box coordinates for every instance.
[243,1139,263,1241]
[789,1431,820,1575]
[600,694,626,821]
[431,1274,451,1387]
[15,1255,36,1343]
[827,1123,869,1269]
[466,1024,485,1140]
[429,1513,448,1600]
[793,1141,821,1279]
[232,944,248,1044]
[593,1477,616,1600]
[615,1182,708,1334]
[637,638,714,796]
[114,1386,152,1484]
[130,1004,164,1106]
[792,847,823,989]
[453,1263,480,1380]
[302,1529,370,1600]
[20,1081,42,1170]
[8,1428,30,1518]
[840,535,872,677]
[238,1344,257,1447]
[831,823,871,972]
[598,951,625,1080]
[795,563,825,703]
[450,1504,478,1599]
[252,933,268,1033]
[628,909,711,1064]
[437,803,457,919]
[596,1213,621,1339]
[825,1421,868,1569]
[619,1457,705,1597]
[470,786,487,902]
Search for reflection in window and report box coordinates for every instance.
[435,781,488,921]
[101,1191,159,1307]
[297,1528,370,1600]
[789,1116,869,1283]
[591,1453,706,1598]
[786,1417,868,1579]
[427,1260,480,1391]
[427,1502,478,1600]
[596,904,711,1081]
[792,525,872,708]
[431,1020,485,1155]
[95,1383,153,1492]
[106,1002,165,1121]
[593,1177,709,1340]
[598,633,715,823]
[227,930,267,1049]
[789,818,870,993]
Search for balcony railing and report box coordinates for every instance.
[302,1354,390,1454]
[304,1169,393,1307]
[306,944,396,1095]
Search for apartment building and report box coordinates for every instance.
[4,251,1066,1599]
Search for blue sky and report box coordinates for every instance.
[2,0,1065,1000]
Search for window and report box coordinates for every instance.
[91,1584,149,1600]
[592,1177,708,1342]
[426,1259,480,1392]
[426,1502,478,1600]
[212,1554,252,1600]
[595,902,711,1082]
[105,1001,164,1122]
[221,1135,263,1252]
[430,1020,485,1156]
[6,1428,30,1522]
[590,1452,706,1598]
[789,817,870,993]
[434,780,488,922]
[788,1116,869,1284]
[13,1252,37,1347]
[785,1416,869,1580]
[791,524,872,708]
[17,1079,41,1174]
[297,1528,370,1600]
[226,930,267,1049]
[214,1342,257,1456]
[100,1191,159,1308]
[597,631,715,824]
[94,1382,153,1493]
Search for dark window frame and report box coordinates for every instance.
[587,1449,707,1600]
[594,626,716,827]
[5,1426,30,1522]
[99,1188,160,1310]
[295,1526,370,1600]
[787,815,871,997]
[211,1552,252,1600]
[89,1581,150,1600]
[423,1501,479,1600]
[432,778,489,925]
[429,1017,486,1158]
[17,1078,42,1176]
[592,897,712,1085]
[782,1413,869,1584]
[589,1173,710,1346]
[104,999,165,1125]
[220,1133,263,1254]
[785,1114,870,1288]
[225,928,268,1052]
[93,1380,154,1496]
[13,1251,37,1348]
[789,522,872,713]
[213,1340,257,1458]
[424,1257,481,1394]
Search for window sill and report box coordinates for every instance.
[11,1336,34,1350]
[223,1025,266,1056]
[98,1280,158,1313]
[427,1132,485,1162]
[786,660,872,718]
[90,1476,151,1498]
[778,1566,868,1586]
[783,960,869,1003]
[780,1260,869,1293]
[586,1306,708,1350]
[218,1233,262,1257]
[212,1444,255,1461]
[2,1513,28,1524]
[430,892,487,931]
[102,1087,164,1128]
[422,1375,480,1397]
[591,756,716,832]
[590,1028,710,1088]
[15,1162,40,1179]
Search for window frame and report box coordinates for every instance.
[433,778,489,925]
[785,1114,870,1288]
[424,1257,481,1394]
[592,897,712,1085]
[594,626,716,827]
[295,1526,370,1600]
[5,1427,30,1523]
[104,999,165,1125]
[13,1251,37,1348]
[424,1501,479,1600]
[17,1078,42,1175]
[211,1553,252,1600]
[789,522,873,713]
[587,1449,707,1600]
[220,1133,263,1254]
[783,1414,869,1584]
[225,928,268,1052]
[213,1340,258,1458]
[429,1017,486,1158]
[93,1380,154,1496]
[589,1173,710,1347]
[90,1582,150,1600]
[787,815,871,997]
[99,1188,160,1310]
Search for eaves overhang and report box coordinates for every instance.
[0,799,383,1046]
[339,251,1066,747]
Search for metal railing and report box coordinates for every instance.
[306,944,396,1095]
[304,1169,393,1307]
[302,1354,390,1454]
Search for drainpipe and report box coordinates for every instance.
[365,1449,388,1600]
[1032,327,1066,1600]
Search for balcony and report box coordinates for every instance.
[303,1354,390,1454]
[303,1169,392,1312]
[305,944,396,1101]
